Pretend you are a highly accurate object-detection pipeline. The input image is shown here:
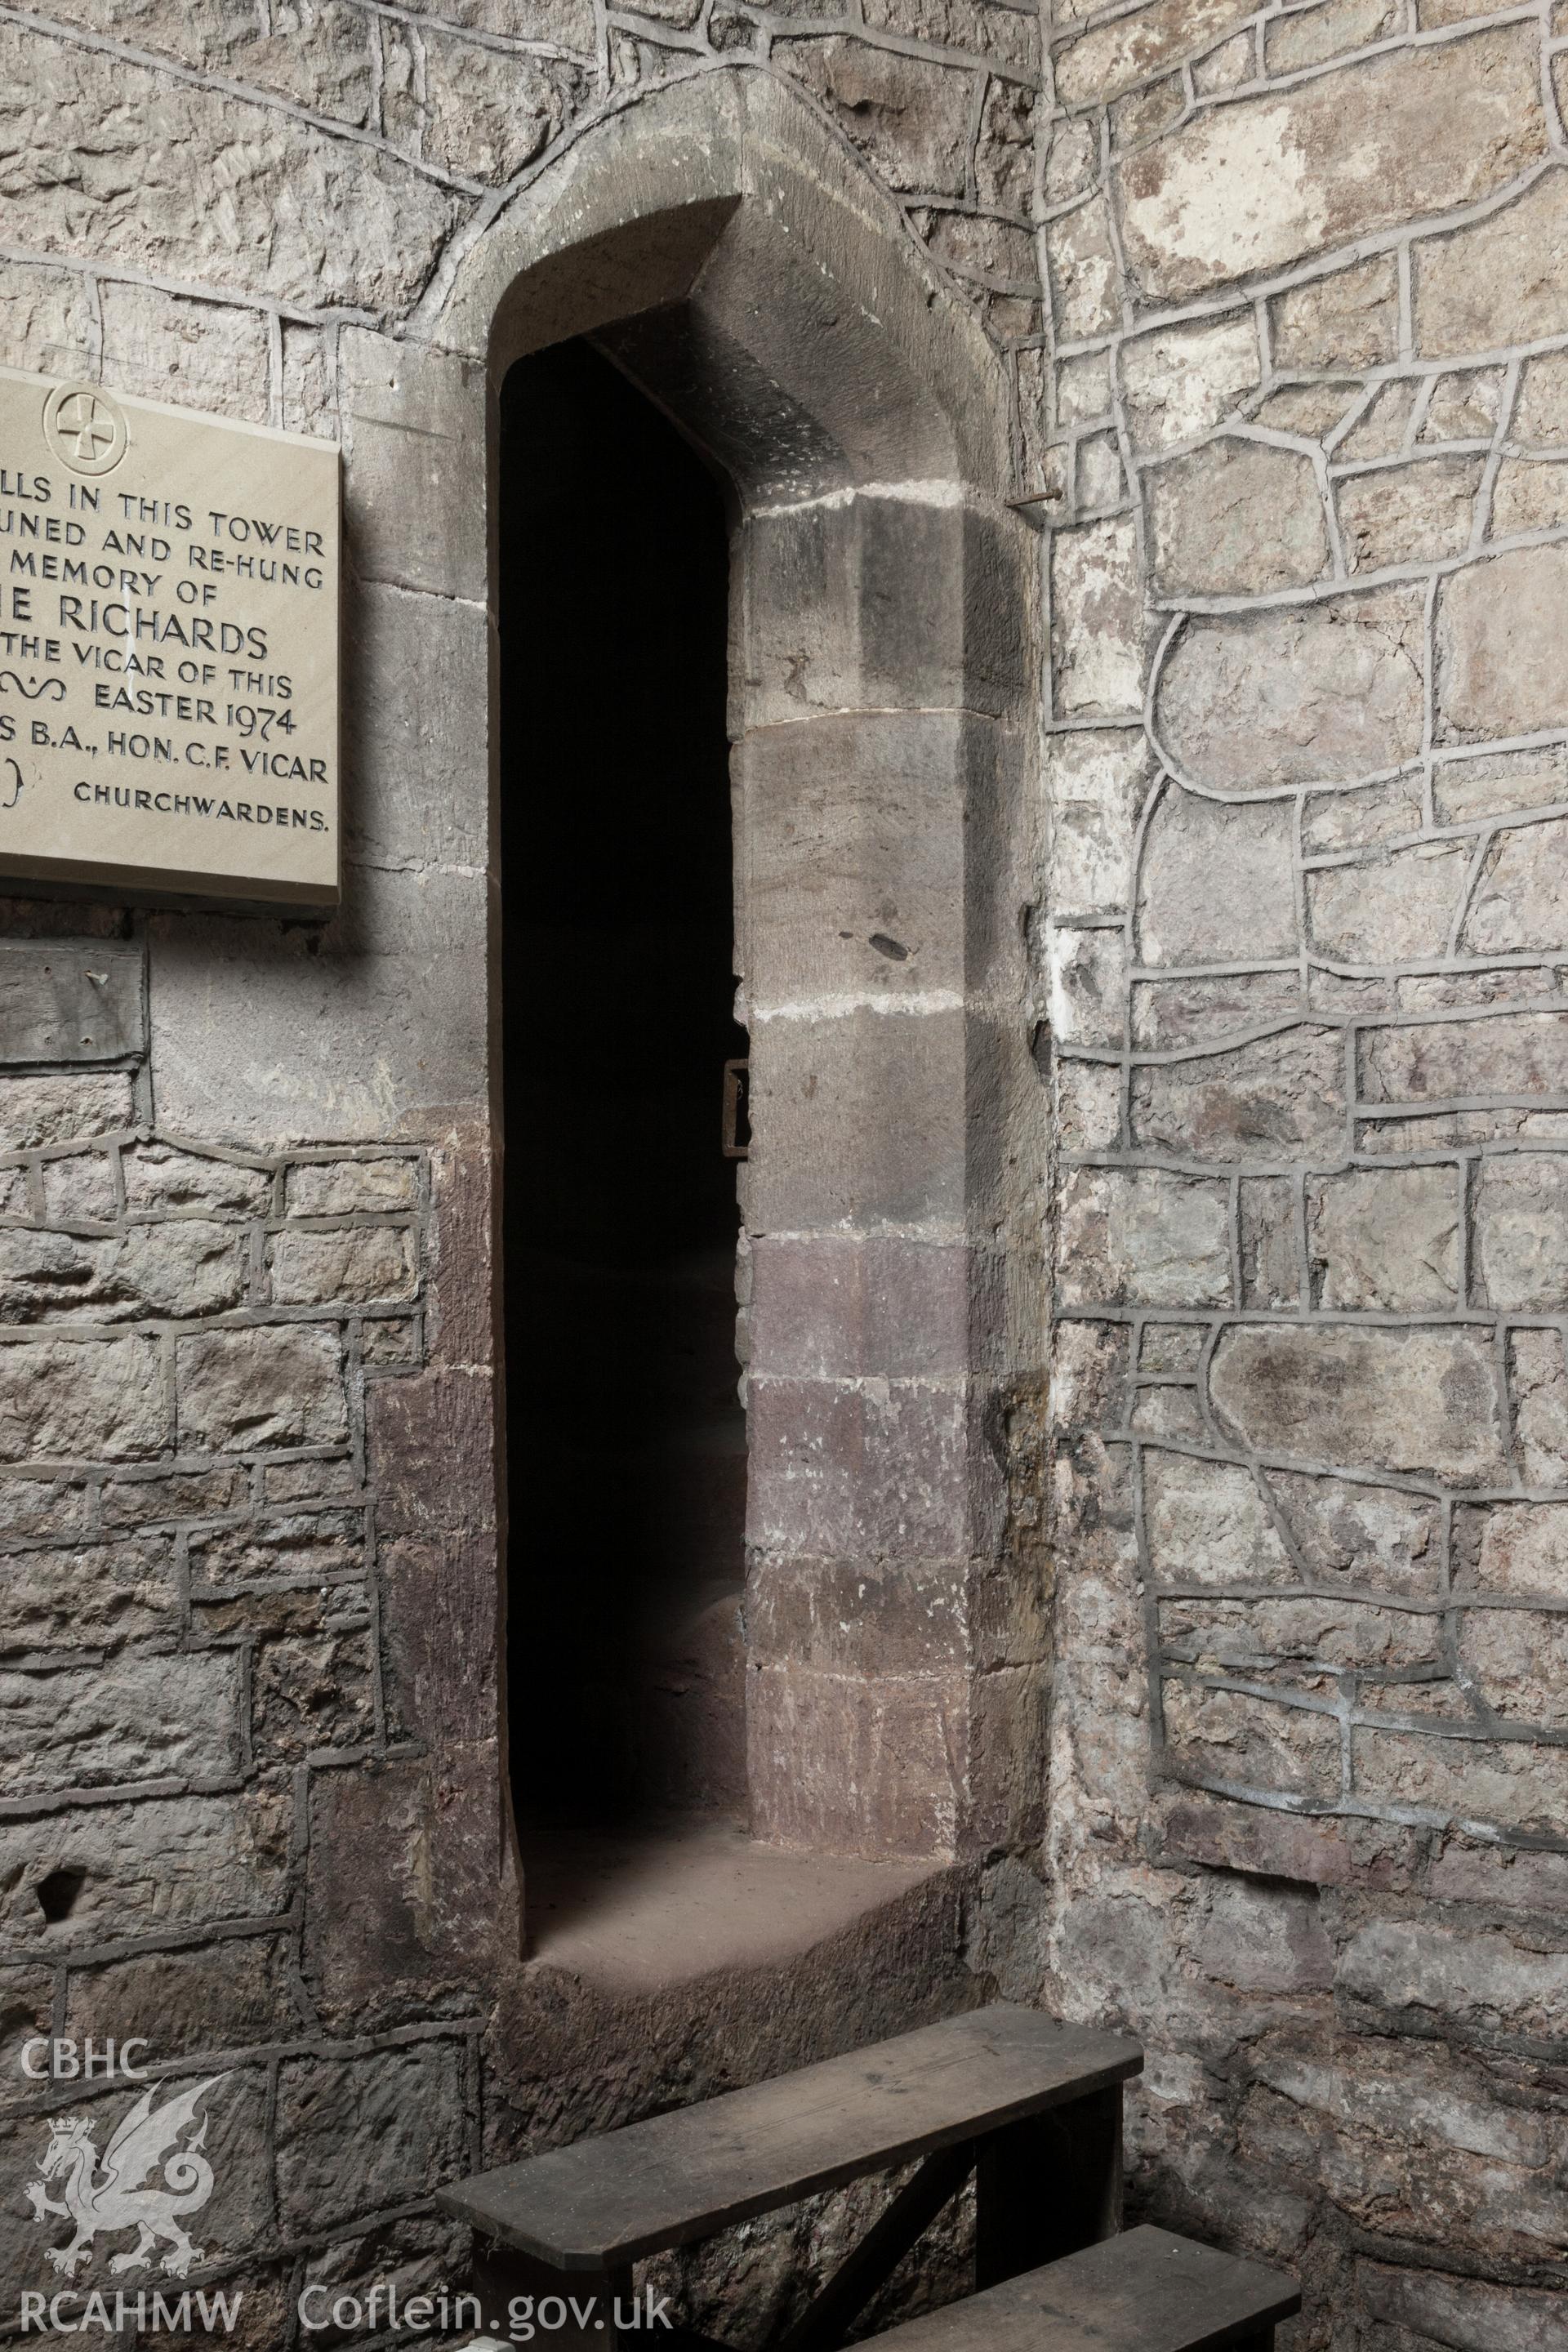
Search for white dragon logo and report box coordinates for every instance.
[24,2075,225,2280]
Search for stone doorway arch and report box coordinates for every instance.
[371,67,1044,1881]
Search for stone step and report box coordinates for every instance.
[868,2225,1300,2352]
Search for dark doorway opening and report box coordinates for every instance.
[499,337,747,1847]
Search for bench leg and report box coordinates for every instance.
[973,2083,1123,2287]
[470,2238,637,2351]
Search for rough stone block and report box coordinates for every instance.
[342,336,486,603]
[0,253,95,379]
[177,1325,347,1452]
[1120,28,1544,298]
[739,710,1017,1007]
[268,1224,417,1307]
[0,1472,86,1543]
[1134,969,1303,1053]
[1358,2261,1568,2352]
[0,1788,287,1944]
[746,1006,969,1233]
[0,24,462,311]
[1156,586,1426,794]
[1057,1058,1123,1154]
[1265,0,1401,70]
[275,2040,469,2234]
[1210,1325,1505,1482]
[1045,194,1120,341]
[1456,1499,1568,1599]
[287,1156,420,1216]
[746,1376,982,1558]
[1192,1874,1334,1993]
[346,582,489,865]
[1511,1329,1568,1487]
[0,943,144,1066]
[1490,455,1568,537]
[98,281,272,425]
[1137,786,1297,964]
[149,864,489,1146]
[190,1512,363,1592]
[1143,1450,1294,1588]
[194,1581,373,1757]
[1307,1166,1462,1311]
[1458,1606,1568,1730]
[0,1222,248,1325]
[1240,1176,1299,1310]
[1133,1027,1346,1165]
[1049,924,1125,1050]
[773,38,973,194]
[65,1933,294,2056]
[1463,813,1568,955]
[1308,840,1468,962]
[1271,255,1400,372]
[1047,727,1156,913]
[1120,314,1259,454]
[1055,0,1255,103]
[122,1144,270,1218]
[101,1465,247,1527]
[1355,1726,1568,1838]
[1051,516,1145,716]
[0,1649,241,1795]
[1337,456,1481,572]
[1058,1167,1231,1307]
[42,0,378,118]
[1416,166,1568,359]
[1161,1594,1442,1674]
[1514,349,1568,447]
[1361,1007,1568,1107]
[305,1750,498,2025]
[2,1538,174,1655]
[41,1149,117,1224]
[1162,1681,1343,1798]
[747,1658,963,1855]
[747,1236,992,1382]
[1147,439,1330,599]
[0,1335,168,1462]
[0,1073,133,1152]
[402,31,580,185]
[1439,544,1568,740]
[1473,1157,1568,1310]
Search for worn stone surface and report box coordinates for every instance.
[1156,588,1426,792]
[1438,544,1568,740]
[1210,1325,1505,1481]
[0,5,1563,2342]
[1119,29,1545,297]
[1147,438,1330,598]
[1308,1167,1461,1311]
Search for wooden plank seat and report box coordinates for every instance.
[869,2225,1302,2352]
[438,2004,1142,2350]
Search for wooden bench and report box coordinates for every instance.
[438,2003,1142,2350]
[869,2225,1301,2352]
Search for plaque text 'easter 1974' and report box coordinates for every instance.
[0,367,341,906]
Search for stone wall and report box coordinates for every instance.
[0,2,1563,2350]
[1036,2,1568,2344]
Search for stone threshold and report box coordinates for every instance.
[521,1813,947,1995]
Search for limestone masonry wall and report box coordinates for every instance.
[1035,1,1568,2345]
[0,0,1563,2348]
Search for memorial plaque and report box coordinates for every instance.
[0,367,340,906]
